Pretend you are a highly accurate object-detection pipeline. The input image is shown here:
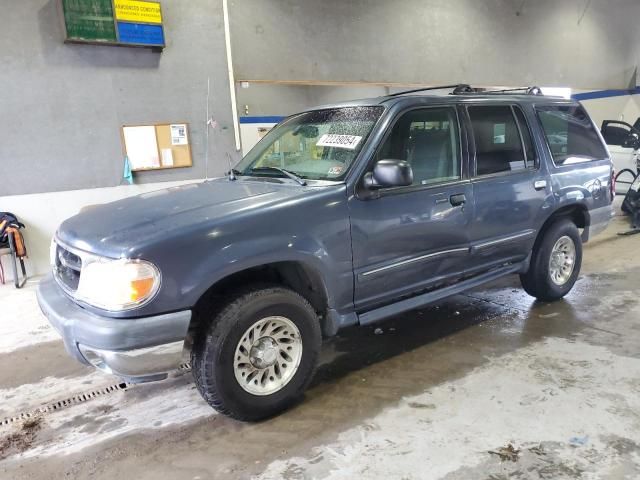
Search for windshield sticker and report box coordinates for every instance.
[327,165,344,176]
[316,134,362,150]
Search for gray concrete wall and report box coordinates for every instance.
[236,83,390,117]
[230,0,639,90]
[1,0,237,196]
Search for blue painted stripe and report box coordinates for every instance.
[572,87,640,101]
[239,116,285,124]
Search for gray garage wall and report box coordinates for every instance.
[229,0,639,90]
[237,84,391,117]
[0,0,237,196]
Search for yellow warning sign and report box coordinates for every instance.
[114,0,162,24]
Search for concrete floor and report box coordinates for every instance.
[1,215,639,479]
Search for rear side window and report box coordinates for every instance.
[537,105,608,164]
[468,105,527,175]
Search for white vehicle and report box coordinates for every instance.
[601,119,640,194]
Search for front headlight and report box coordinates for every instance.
[76,258,161,311]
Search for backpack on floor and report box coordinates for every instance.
[621,175,640,228]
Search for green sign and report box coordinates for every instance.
[61,0,117,43]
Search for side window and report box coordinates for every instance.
[601,121,632,146]
[468,105,527,175]
[537,105,608,164]
[513,107,537,167]
[376,107,461,186]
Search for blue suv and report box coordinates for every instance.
[38,85,614,420]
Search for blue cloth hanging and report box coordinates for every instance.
[123,155,133,185]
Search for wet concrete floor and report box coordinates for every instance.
[0,216,639,479]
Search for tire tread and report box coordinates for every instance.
[520,218,582,302]
[191,284,320,421]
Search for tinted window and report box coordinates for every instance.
[513,107,537,167]
[601,122,632,146]
[468,105,526,175]
[376,107,460,186]
[537,105,608,164]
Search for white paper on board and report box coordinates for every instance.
[171,124,188,145]
[123,126,160,169]
[161,148,174,167]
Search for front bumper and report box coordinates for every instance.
[37,274,191,382]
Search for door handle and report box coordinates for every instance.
[449,194,467,206]
[534,180,547,190]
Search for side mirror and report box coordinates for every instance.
[622,132,640,149]
[363,159,413,189]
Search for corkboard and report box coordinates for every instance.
[121,123,193,172]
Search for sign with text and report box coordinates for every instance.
[117,22,164,46]
[61,0,117,43]
[114,0,162,24]
[60,0,165,49]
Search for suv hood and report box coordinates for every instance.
[57,178,318,257]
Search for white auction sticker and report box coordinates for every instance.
[316,134,362,150]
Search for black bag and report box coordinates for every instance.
[621,175,640,228]
[0,212,25,245]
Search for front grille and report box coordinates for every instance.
[54,244,82,293]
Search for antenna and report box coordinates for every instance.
[205,77,210,180]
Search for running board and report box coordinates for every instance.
[357,262,524,326]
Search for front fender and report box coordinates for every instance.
[131,186,354,318]
[186,233,352,311]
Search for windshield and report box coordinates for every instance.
[235,106,384,181]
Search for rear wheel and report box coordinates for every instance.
[520,219,582,302]
[191,285,321,421]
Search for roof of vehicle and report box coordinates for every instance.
[307,91,577,112]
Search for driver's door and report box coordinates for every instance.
[348,106,473,311]
[601,120,639,193]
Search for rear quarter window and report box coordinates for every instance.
[536,105,608,165]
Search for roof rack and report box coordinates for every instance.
[453,85,545,96]
[387,84,545,97]
[387,84,469,97]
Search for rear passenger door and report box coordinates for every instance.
[464,104,548,274]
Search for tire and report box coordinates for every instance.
[520,219,582,302]
[191,285,321,421]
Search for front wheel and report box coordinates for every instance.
[520,219,582,302]
[191,285,321,421]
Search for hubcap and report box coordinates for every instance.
[233,316,303,396]
[549,235,576,286]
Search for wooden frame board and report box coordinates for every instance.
[121,122,193,172]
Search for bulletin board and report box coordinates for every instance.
[121,123,193,171]
[59,0,166,49]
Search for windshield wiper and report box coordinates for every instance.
[250,166,307,186]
